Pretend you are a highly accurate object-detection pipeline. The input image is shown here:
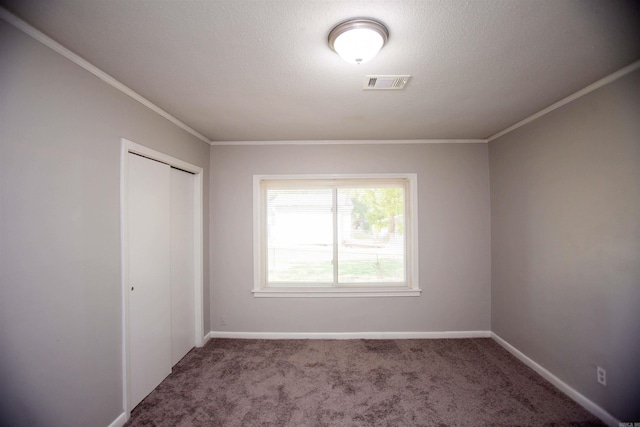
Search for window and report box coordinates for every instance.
[253,174,419,297]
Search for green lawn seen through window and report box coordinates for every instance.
[268,257,404,284]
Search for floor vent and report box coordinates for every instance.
[364,75,411,90]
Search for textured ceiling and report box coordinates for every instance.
[2,0,640,142]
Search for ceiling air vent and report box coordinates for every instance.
[364,75,411,90]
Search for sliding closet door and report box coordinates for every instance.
[170,168,196,365]
[128,153,172,409]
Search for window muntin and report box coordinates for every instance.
[254,175,419,296]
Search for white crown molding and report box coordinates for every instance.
[491,333,619,427]
[206,330,491,340]
[488,59,640,142]
[211,139,487,146]
[0,7,212,145]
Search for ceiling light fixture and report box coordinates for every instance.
[328,18,389,64]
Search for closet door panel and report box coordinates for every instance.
[170,168,196,365]
[128,153,172,409]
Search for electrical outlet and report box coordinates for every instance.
[220,315,228,327]
[597,367,606,386]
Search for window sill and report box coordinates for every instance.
[252,287,421,298]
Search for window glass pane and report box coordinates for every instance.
[266,188,333,283]
[337,188,405,283]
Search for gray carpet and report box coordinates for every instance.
[125,338,603,426]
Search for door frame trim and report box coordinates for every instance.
[120,138,204,417]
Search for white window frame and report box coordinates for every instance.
[253,173,420,297]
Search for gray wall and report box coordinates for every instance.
[210,144,491,334]
[0,20,210,426]
[489,69,640,421]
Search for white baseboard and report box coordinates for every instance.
[491,333,619,427]
[203,331,215,345]
[206,330,491,340]
[107,412,127,427]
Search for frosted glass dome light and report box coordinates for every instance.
[328,19,389,64]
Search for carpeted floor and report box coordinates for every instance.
[125,338,603,426]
